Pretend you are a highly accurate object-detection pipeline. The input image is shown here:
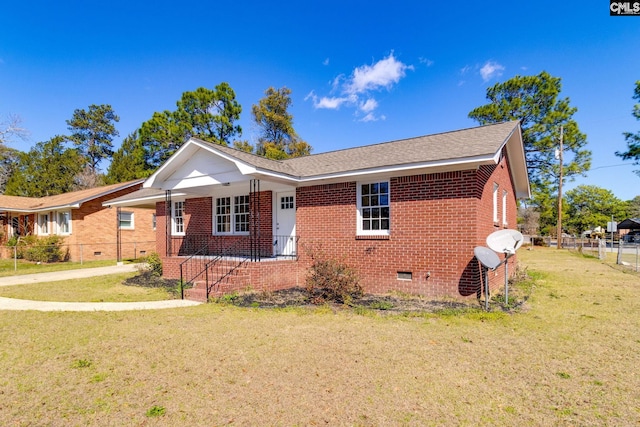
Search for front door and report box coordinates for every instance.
[275,192,296,256]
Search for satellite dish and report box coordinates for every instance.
[474,246,501,270]
[486,229,523,255]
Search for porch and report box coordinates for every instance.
[166,233,301,302]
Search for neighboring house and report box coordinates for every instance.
[0,180,156,261]
[106,121,530,301]
[618,218,640,242]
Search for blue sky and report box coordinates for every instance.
[1,0,639,202]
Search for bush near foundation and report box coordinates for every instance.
[305,248,362,305]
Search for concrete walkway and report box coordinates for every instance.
[0,264,202,311]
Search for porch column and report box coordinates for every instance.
[116,207,122,263]
[250,179,260,262]
[165,190,172,257]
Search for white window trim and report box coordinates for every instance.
[213,194,250,236]
[171,200,185,236]
[57,210,72,235]
[119,211,135,230]
[502,190,508,226]
[38,213,50,235]
[492,183,499,223]
[356,180,391,236]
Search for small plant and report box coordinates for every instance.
[556,371,571,379]
[145,252,163,276]
[370,301,394,310]
[214,292,240,305]
[71,359,92,369]
[146,405,166,417]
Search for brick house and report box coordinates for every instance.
[0,180,156,261]
[106,121,530,301]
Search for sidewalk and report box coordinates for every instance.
[0,264,202,311]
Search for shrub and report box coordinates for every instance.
[145,251,163,276]
[7,235,68,263]
[305,248,362,305]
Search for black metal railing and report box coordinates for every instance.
[177,234,299,300]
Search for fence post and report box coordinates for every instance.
[13,245,17,271]
[80,244,83,265]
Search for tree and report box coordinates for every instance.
[66,104,120,174]
[175,83,242,145]
[252,87,312,159]
[0,114,29,193]
[564,185,628,235]
[139,83,243,168]
[105,131,154,184]
[4,136,83,197]
[469,71,591,188]
[628,195,640,218]
[615,81,640,174]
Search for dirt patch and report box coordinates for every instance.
[122,270,181,296]
[217,286,480,314]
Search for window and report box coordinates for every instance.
[215,195,250,235]
[357,181,390,235]
[39,213,49,235]
[57,211,71,235]
[502,190,508,225]
[492,183,499,223]
[119,211,134,229]
[172,201,185,235]
[281,196,294,210]
[234,195,250,233]
[10,216,19,236]
[215,197,231,233]
[152,214,156,230]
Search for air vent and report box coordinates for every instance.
[397,271,412,281]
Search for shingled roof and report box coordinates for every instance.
[186,120,519,178]
[0,180,144,213]
[122,120,529,205]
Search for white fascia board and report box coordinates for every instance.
[4,203,82,214]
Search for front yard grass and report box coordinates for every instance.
[0,247,639,425]
[0,258,132,277]
[0,272,175,302]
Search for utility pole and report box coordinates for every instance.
[556,126,564,250]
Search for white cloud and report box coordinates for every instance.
[480,61,505,82]
[359,98,378,113]
[419,57,434,67]
[308,52,412,121]
[323,58,330,66]
[347,53,412,95]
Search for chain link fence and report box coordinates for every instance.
[1,240,156,270]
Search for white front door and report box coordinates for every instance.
[275,192,296,256]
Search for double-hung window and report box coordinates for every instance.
[119,211,134,230]
[172,201,185,235]
[215,195,250,235]
[57,211,71,235]
[357,181,390,236]
[502,190,508,226]
[39,213,49,235]
[492,183,499,223]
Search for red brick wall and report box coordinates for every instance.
[295,153,520,299]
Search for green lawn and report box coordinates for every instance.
[0,272,175,302]
[0,247,639,425]
[0,258,132,277]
